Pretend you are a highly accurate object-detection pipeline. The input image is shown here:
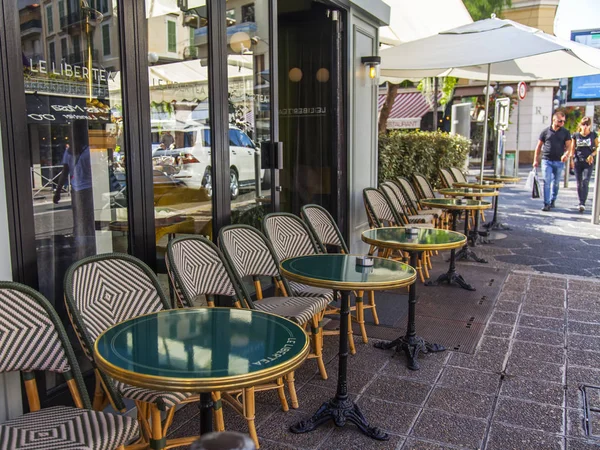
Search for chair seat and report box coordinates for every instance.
[288,281,335,303]
[407,214,435,224]
[254,296,330,325]
[0,405,139,450]
[407,222,434,228]
[419,208,443,216]
[115,380,195,410]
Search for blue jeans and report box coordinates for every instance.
[541,159,564,206]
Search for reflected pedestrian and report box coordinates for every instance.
[533,111,572,211]
[569,116,598,213]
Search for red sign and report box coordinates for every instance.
[518,81,527,100]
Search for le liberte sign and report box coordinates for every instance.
[28,59,117,83]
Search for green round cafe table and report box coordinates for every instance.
[362,227,465,370]
[420,198,491,290]
[94,307,309,436]
[280,254,416,441]
[476,175,520,230]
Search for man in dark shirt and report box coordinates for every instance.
[533,112,572,211]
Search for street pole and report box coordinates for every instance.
[433,77,439,130]
[479,64,492,181]
[515,100,520,175]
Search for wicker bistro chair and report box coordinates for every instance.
[396,177,445,227]
[167,236,322,448]
[219,225,335,377]
[63,253,206,450]
[0,282,139,450]
[363,187,430,283]
[450,167,468,183]
[261,213,357,354]
[300,204,379,344]
[439,168,456,188]
[412,172,439,200]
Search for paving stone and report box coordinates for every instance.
[505,274,529,287]
[497,291,525,302]
[496,255,549,266]
[380,351,447,383]
[495,300,521,313]
[568,334,600,352]
[307,365,374,395]
[486,422,563,450]
[505,358,565,384]
[447,350,507,372]
[568,279,600,292]
[569,321,600,337]
[525,287,566,308]
[521,303,566,319]
[355,396,420,435]
[567,367,600,386]
[568,293,600,312]
[490,310,518,325]
[494,397,564,433]
[318,427,405,450]
[568,349,600,369]
[437,366,501,394]
[485,323,515,339]
[256,409,332,448]
[255,439,298,450]
[565,385,584,409]
[568,309,600,324]
[500,376,565,406]
[344,342,397,373]
[478,336,511,356]
[294,385,339,414]
[533,265,587,276]
[425,386,494,419]
[402,439,459,450]
[566,438,600,450]
[515,326,565,347]
[519,315,565,332]
[510,340,565,365]
[411,409,487,448]
[565,408,596,439]
[530,276,568,290]
[364,374,432,406]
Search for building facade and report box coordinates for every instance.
[0,0,389,416]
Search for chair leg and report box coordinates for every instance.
[212,392,225,431]
[355,294,368,343]
[311,315,328,380]
[243,387,259,449]
[150,403,165,450]
[416,257,425,283]
[347,311,356,354]
[92,374,107,411]
[368,290,379,325]
[421,254,430,279]
[285,372,299,409]
[276,377,289,412]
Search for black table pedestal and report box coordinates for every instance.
[199,392,214,436]
[375,252,445,370]
[455,206,488,264]
[426,210,476,291]
[290,291,389,440]
[484,194,511,230]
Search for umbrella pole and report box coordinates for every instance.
[479,64,492,180]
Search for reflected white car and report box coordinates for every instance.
[152,126,263,200]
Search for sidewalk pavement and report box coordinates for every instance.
[169,168,600,449]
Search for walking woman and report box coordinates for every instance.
[570,116,599,212]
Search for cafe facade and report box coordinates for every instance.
[0,0,389,417]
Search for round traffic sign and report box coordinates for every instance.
[518,81,527,100]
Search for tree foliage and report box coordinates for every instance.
[463,0,512,21]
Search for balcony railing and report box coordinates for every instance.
[60,10,99,29]
[20,19,42,32]
[67,49,99,65]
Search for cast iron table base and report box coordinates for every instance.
[199,392,213,435]
[426,210,476,291]
[484,195,511,231]
[290,291,389,440]
[375,252,446,370]
[455,205,488,263]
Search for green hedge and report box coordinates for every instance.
[378,130,471,187]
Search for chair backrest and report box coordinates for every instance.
[412,173,436,199]
[450,167,467,183]
[167,236,243,308]
[0,282,92,410]
[263,213,320,262]
[380,182,409,225]
[363,188,401,228]
[439,168,455,188]
[301,204,348,254]
[219,224,292,300]
[396,176,422,210]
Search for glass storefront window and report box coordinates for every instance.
[21,0,126,390]
[226,0,272,228]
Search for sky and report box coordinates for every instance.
[554,0,600,39]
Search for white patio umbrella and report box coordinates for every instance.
[379,17,600,179]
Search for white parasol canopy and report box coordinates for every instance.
[379,17,600,178]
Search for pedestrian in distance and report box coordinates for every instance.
[533,111,572,211]
[569,116,598,213]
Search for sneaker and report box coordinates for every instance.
[542,204,551,211]
[550,201,556,208]
[579,204,585,213]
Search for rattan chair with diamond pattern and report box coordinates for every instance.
[450,167,469,183]
[167,235,323,448]
[396,177,445,227]
[64,253,211,450]
[300,204,379,344]
[439,168,456,189]
[0,281,139,450]
[261,213,357,355]
[219,225,335,375]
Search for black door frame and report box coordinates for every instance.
[0,0,280,405]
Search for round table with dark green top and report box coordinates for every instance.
[420,198,492,289]
[476,175,520,231]
[280,254,416,441]
[94,307,309,436]
[362,227,466,370]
